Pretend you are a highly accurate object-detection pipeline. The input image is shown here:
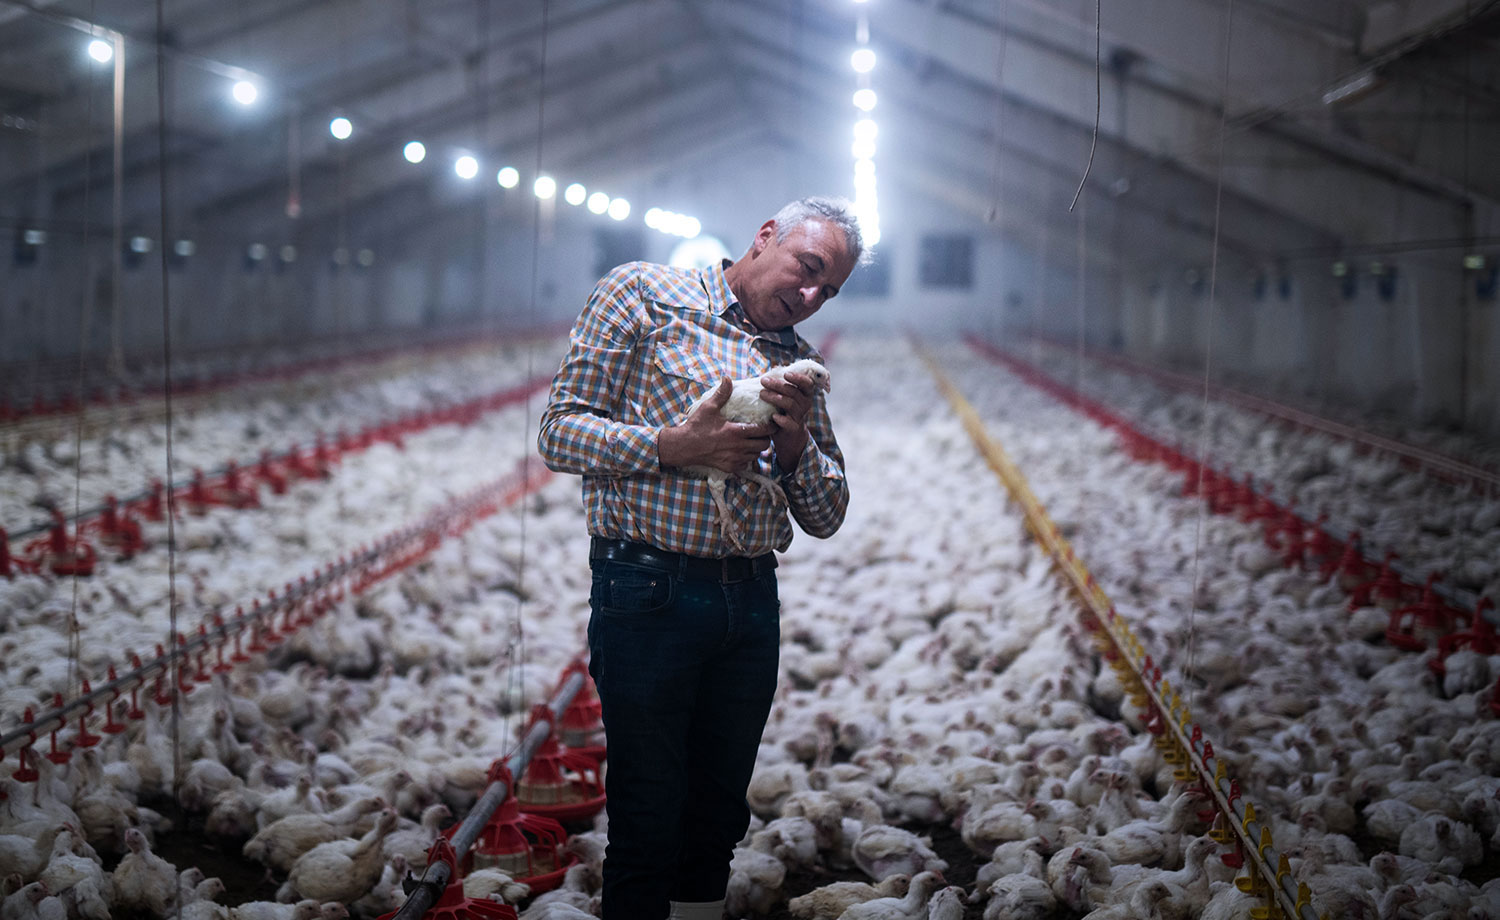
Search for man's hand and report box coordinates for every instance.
[658,378,775,474]
[758,370,817,472]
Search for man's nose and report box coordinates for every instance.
[799,285,821,306]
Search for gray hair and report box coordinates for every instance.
[772,196,870,267]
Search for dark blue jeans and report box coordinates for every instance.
[586,556,781,920]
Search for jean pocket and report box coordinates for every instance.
[592,564,676,617]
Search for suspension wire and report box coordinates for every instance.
[985,0,1010,226]
[510,0,549,731]
[64,3,106,709]
[151,9,185,913]
[1075,173,1087,400]
[1067,0,1101,212]
[1186,0,1235,716]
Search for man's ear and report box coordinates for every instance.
[750,220,777,256]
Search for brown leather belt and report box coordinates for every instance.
[589,537,776,584]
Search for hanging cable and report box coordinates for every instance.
[66,1,105,707]
[509,0,550,730]
[986,0,1010,226]
[151,15,185,920]
[1075,173,1087,398]
[1185,0,1236,717]
[1068,0,1101,212]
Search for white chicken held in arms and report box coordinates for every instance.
[681,358,831,552]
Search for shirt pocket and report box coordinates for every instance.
[650,344,726,427]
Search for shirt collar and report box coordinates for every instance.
[704,258,798,348]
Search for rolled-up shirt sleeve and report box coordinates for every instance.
[538,265,662,477]
[779,395,848,539]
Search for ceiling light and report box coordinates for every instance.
[247,243,267,261]
[854,158,875,178]
[329,117,352,140]
[534,176,556,199]
[851,48,876,73]
[403,141,426,163]
[682,217,701,239]
[564,183,587,206]
[231,80,258,106]
[455,155,479,179]
[280,245,298,263]
[851,138,876,160]
[853,88,876,111]
[608,198,630,221]
[497,166,519,188]
[357,249,375,267]
[129,236,152,253]
[22,229,46,245]
[587,192,609,214]
[173,240,195,257]
[1463,254,1486,271]
[853,119,878,143]
[88,39,113,64]
[644,207,663,229]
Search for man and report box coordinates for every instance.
[537,196,863,919]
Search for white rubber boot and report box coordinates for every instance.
[667,899,725,920]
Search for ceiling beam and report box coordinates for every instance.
[716,5,1335,260]
[730,0,1472,247]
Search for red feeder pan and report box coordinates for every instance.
[515,731,606,823]
[378,837,516,920]
[554,662,606,762]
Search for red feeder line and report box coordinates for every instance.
[3,458,554,770]
[970,340,1494,658]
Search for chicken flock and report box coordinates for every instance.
[1,334,1497,920]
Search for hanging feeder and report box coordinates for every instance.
[1430,597,1498,675]
[218,462,261,508]
[445,764,577,895]
[379,837,516,920]
[553,660,605,761]
[96,495,146,558]
[514,725,606,822]
[1385,571,1454,651]
[25,510,97,576]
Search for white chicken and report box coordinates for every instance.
[226,900,349,920]
[724,846,786,917]
[279,810,399,904]
[110,827,176,917]
[462,867,531,906]
[850,825,948,881]
[787,875,910,919]
[680,358,832,552]
[243,796,386,872]
[836,870,946,920]
[980,872,1055,920]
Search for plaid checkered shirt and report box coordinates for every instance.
[537,260,848,558]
